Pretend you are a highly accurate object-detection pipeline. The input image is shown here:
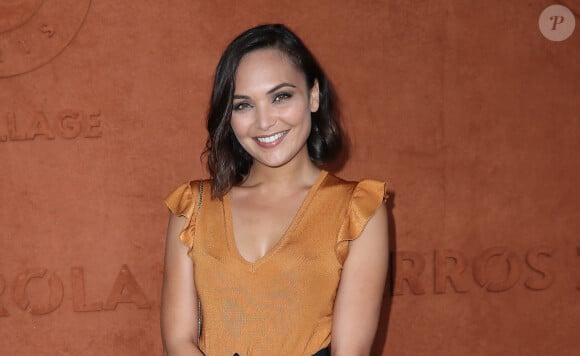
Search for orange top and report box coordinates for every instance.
[165,170,386,356]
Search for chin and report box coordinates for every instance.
[253,154,294,168]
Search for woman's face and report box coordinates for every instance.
[231,48,319,170]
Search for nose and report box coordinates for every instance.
[254,104,276,131]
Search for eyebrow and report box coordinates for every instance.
[233,82,296,100]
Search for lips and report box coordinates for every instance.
[254,130,289,147]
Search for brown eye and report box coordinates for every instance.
[233,102,252,111]
[273,92,292,102]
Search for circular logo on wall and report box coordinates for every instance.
[0,0,91,78]
[538,4,576,42]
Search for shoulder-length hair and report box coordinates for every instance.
[204,23,345,198]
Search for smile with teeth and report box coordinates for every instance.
[255,130,288,144]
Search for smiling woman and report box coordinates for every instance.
[230,48,318,171]
[161,24,389,356]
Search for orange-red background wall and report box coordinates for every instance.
[1,1,578,355]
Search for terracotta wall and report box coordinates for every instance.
[1,1,578,355]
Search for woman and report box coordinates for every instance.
[161,24,388,356]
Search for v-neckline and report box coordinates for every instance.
[223,170,328,269]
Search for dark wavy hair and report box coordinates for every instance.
[204,24,345,198]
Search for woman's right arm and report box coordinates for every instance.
[161,213,204,356]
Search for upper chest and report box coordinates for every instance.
[227,187,310,263]
[232,187,307,231]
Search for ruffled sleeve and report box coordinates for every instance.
[164,181,202,253]
[336,179,388,264]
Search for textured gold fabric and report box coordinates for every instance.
[165,170,386,355]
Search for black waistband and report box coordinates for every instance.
[232,346,330,356]
[312,346,330,356]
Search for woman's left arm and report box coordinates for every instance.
[331,203,389,356]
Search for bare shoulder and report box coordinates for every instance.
[167,212,187,235]
[352,202,388,246]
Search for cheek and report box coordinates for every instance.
[230,115,250,138]
[281,103,311,126]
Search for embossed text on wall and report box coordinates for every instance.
[392,245,579,296]
[0,265,150,316]
[0,110,102,142]
[0,0,91,78]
